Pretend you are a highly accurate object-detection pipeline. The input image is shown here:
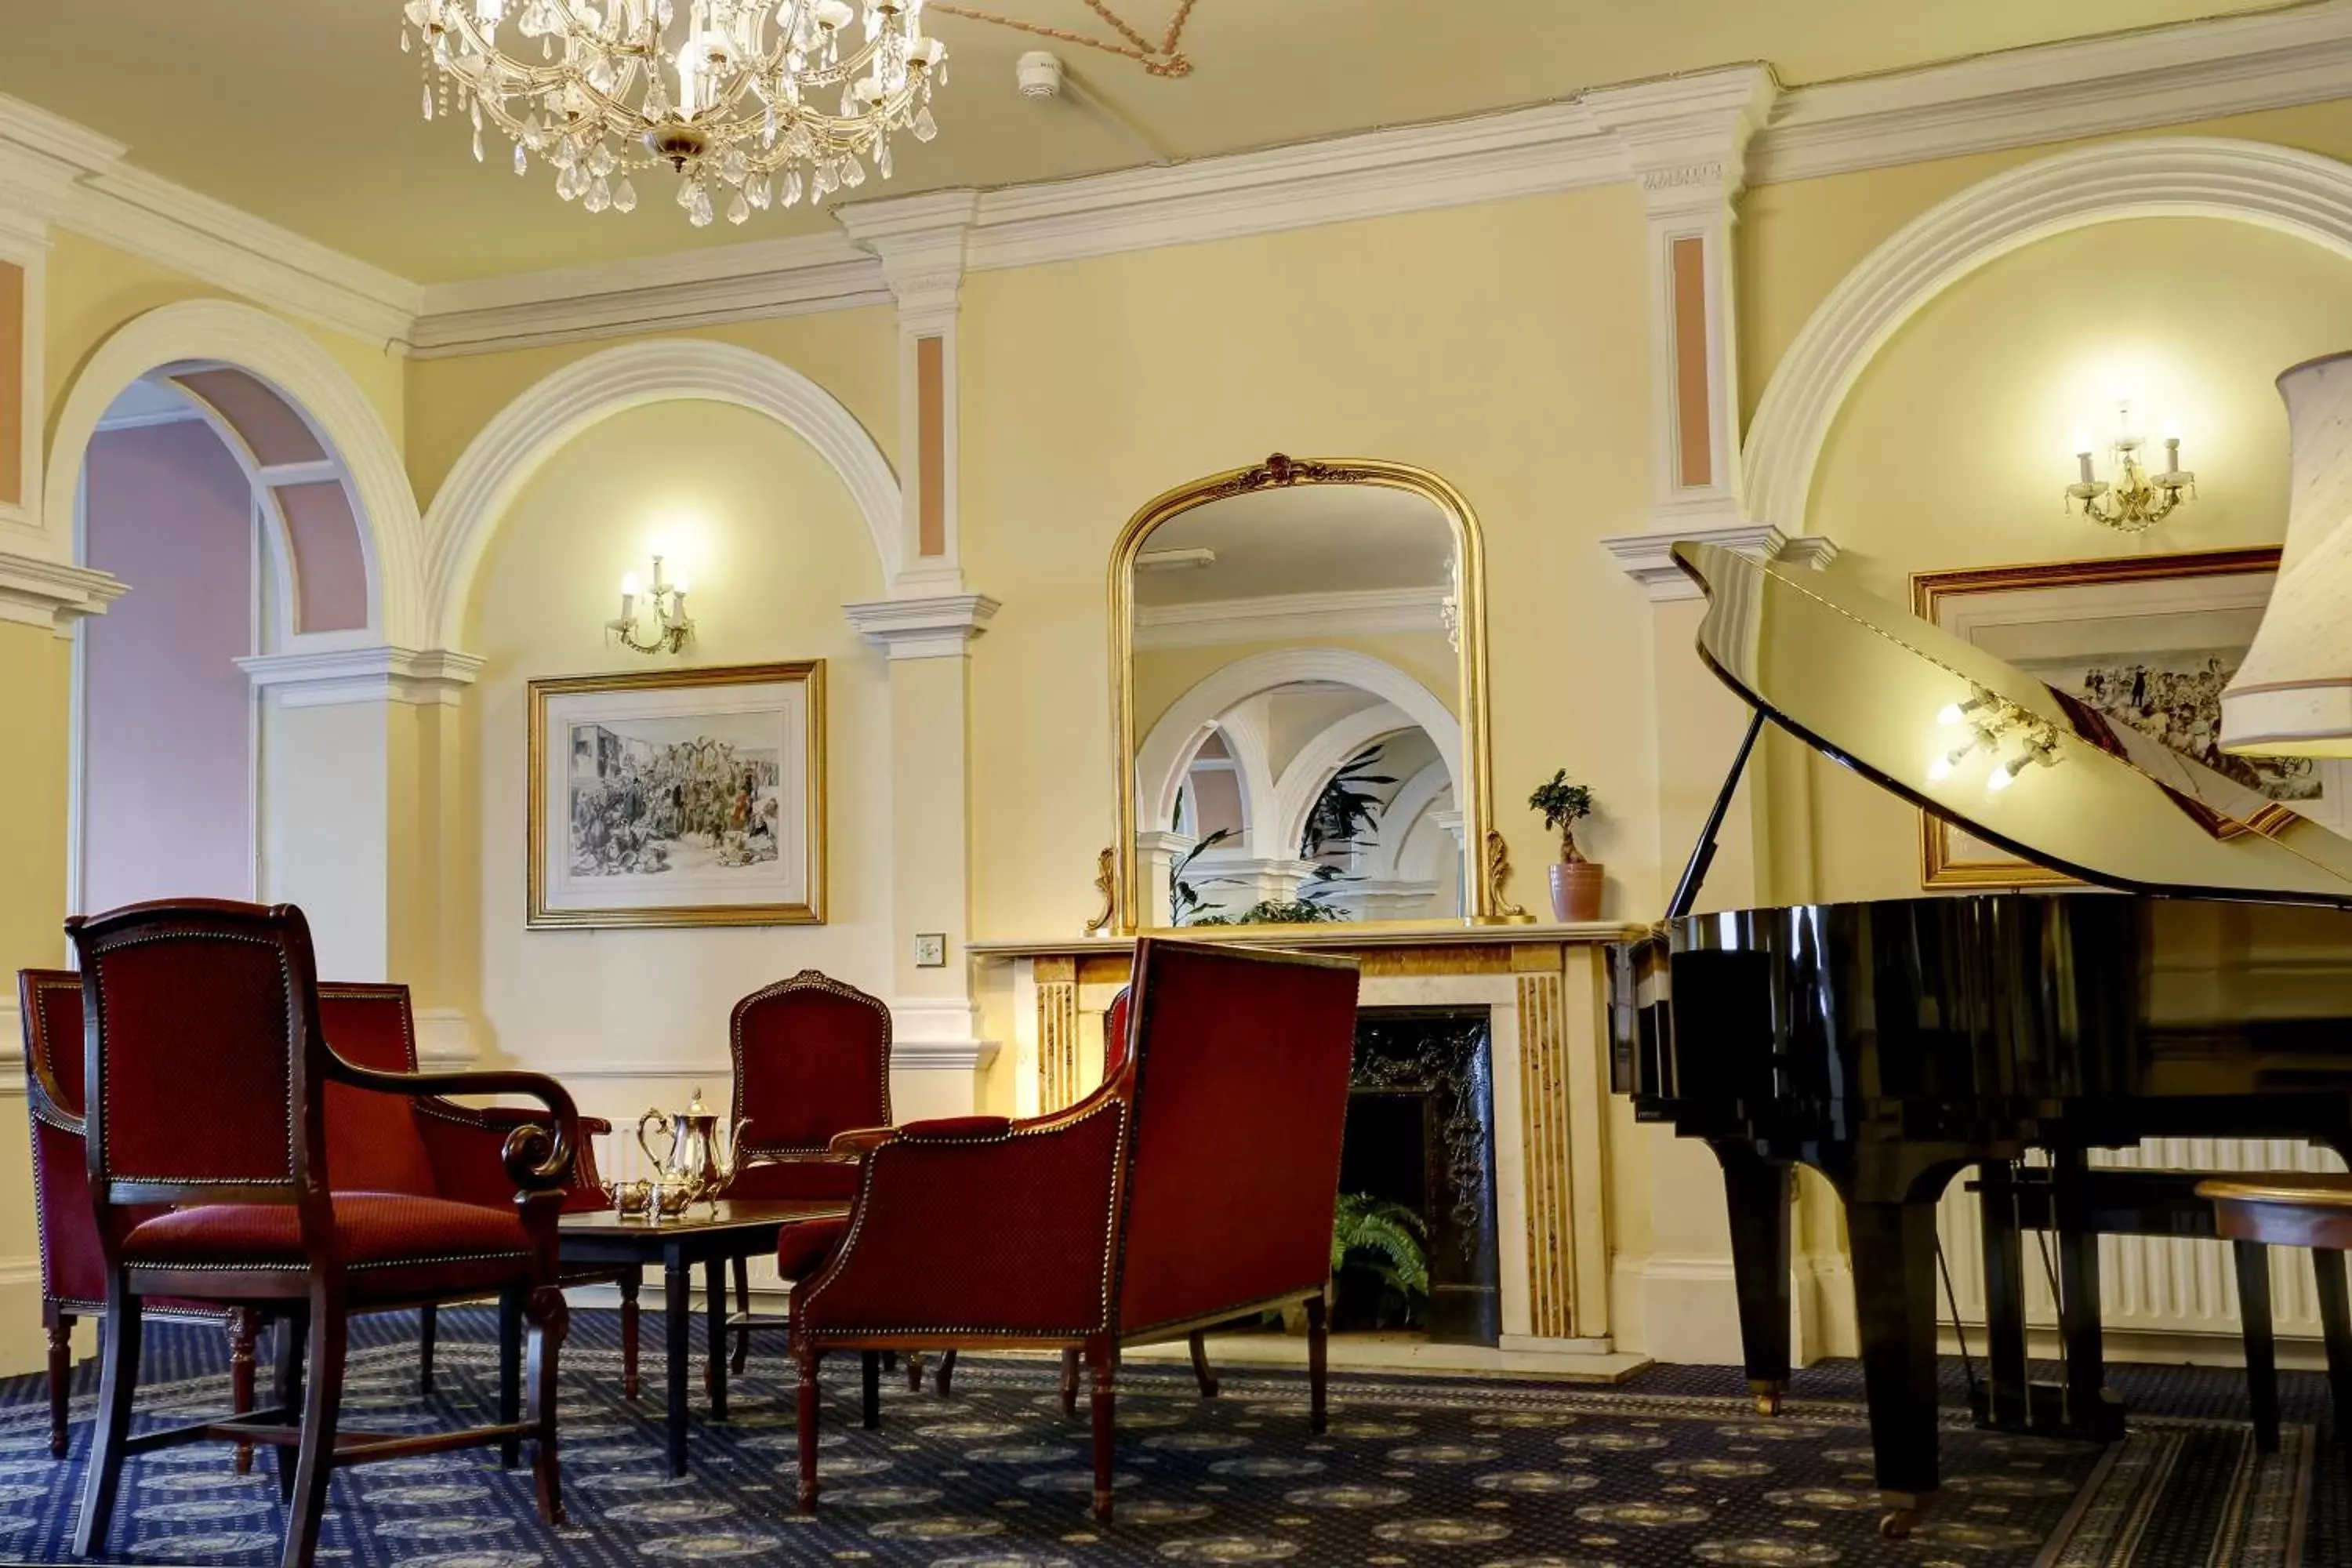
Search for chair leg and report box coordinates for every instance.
[906,1352,925,1392]
[861,1351,881,1428]
[794,1345,822,1512]
[497,1284,524,1468]
[46,1308,73,1459]
[72,1283,138,1558]
[1305,1293,1328,1436]
[1087,1338,1117,1526]
[935,1348,957,1399]
[1188,1330,1219,1399]
[525,1286,569,1526]
[2233,1239,2281,1454]
[282,1297,349,1568]
[619,1269,642,1401]
[418,1304,438,1396]
[272,1308,307,1504]
[2316,1248,2352,1434]
[1060,1346,1080,1419]
[731,1256,751,1376]
[228,1309,259,1475]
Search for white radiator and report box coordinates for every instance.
[1932,1140,2350,1342]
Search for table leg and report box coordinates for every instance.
[705,1255,728,1423]
[498,1285,524,1469]
[665,1249,691,1477]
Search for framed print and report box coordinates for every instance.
[527,662,826,928]
[1912,548,2343,888]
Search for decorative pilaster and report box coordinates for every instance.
[0,99,122,552]
[234,644,485,707]
[1513,951,1573,1339]
[837,191,978,594]
[1588,66,1775,540]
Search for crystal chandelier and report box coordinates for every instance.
[400,1,946,227]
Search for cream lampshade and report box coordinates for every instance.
[2220,350,2352,757]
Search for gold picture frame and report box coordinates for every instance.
[1910,546,2321,888]
[527,662,826,928]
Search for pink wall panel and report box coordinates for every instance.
[172,368,327,466]
[82,421,255,913]
[274,480,369,632]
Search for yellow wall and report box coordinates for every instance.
[41,232,405,455]
[1783,216,2352,906]
[959,187,1659,938]
[457,398,892,1131]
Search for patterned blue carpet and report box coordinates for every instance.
[0,1308,2326,1566]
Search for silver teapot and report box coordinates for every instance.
[635,1087,750,1208]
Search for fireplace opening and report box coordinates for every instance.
[1333,1007,1499,1346]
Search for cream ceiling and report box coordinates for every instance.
[0,0,2299,282]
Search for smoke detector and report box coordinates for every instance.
[1016,49,1065,100]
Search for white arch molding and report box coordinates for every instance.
[1134,648,1463,840]
[1744,137,2352,533]
[1269,700,1431,864]
[422,338,906,645]
[45,299,425,644]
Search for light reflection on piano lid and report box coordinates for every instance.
[1675,539,2352,907]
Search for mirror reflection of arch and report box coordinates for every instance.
[1112,456,1496,931]
[1138,648,1468,925]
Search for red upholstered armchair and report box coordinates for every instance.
[789,939,1360,1523]
[20,971,266,1461]
[67,900,581,1568]
[720,971,891,1371]
[21,973,627,1462]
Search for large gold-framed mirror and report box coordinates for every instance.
[1110,454,1497,933]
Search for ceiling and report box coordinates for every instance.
[0,1,2301,282]
[1135,485,1450,607]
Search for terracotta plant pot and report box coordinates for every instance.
[1550,859,1605,923]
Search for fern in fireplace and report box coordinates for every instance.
[1330,1192,1430,1329]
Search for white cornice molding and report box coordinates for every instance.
[409,230,888,358]
[0,96,122,230]
[1134,586,1448,650]
[1600,524,1838,602]
[1752,2,2352,186]
[237,644,485,708]
[8,5,2352,356]
[1588,64,1779,212]
[842,592,1000,659]
[0,553,126,636]
[837,188,979,325]
[64,165,421,351]
[889,998,1000,1072]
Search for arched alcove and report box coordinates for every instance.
[1744,137,2352,534]
[423,339,907,645]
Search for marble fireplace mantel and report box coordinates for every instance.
[969,923,1646,1358]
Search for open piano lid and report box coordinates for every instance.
[1677,539,2352,907]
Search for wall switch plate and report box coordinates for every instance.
[913,932,948,967]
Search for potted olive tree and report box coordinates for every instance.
[1529,769,1602,922]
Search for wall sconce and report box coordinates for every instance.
[608,553,695,655]
[1928,683,2063,794]
[2065,401,2196,532]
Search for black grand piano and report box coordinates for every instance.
[1613,541,2352,1536]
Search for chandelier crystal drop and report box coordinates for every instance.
[399,0,946,227]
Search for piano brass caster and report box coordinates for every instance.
[1748,1379,1786,1417]
[1877,1491,1930,1539]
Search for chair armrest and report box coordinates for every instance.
[326,1056,579,1194]
[23,1055,82,1139]
[826,1126,898,1155]
[797,1098,1128,1339]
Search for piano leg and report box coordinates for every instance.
[2051,1151,2126,1442]
[1976,1162,2031,1431]
[1848,1196,1943,1538]
[1711,1141,1794,1416]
